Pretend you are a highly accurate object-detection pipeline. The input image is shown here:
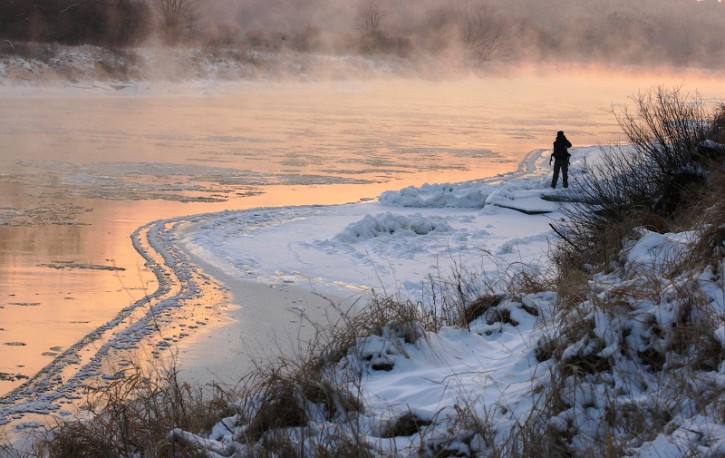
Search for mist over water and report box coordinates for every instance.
[4,0,725,84]
[198,0,725,70]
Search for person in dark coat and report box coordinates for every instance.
[550,131,572,188]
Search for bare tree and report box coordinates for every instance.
[357,0,385,38]
[460,2,510,63]
[155,0,199,42]
[355,0,412,56]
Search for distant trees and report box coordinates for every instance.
[351,0,517,63]
[2,0,724,71]
[0,0,151,47]
[460,3,515,62]
[355,0,412,57]
[0,0,203,48]
[357,0,385,39]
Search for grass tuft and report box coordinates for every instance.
[34,365,235,458]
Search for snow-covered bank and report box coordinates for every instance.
[5,141,724,456]
[168,143,724,457]
[0,44,451,88]
[173,147,575,307]
[168,146,575,387]
[161,147,576,455]
[0,144,570,432]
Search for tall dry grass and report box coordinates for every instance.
[554,87,721,272]
[32,364,235,457]
[517,88,725,456]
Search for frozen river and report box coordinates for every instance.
[1,71,723,402]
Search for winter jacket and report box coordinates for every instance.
[552,136,572,163]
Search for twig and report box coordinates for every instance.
[59,0,95,14]
[548,223,583,253]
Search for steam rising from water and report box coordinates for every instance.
[2,0,724,83]
[197,0,725,71]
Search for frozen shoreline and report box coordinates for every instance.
[0,145,588,429]
[168,147,584,385]
[154,142,725,457]
[0,217,230,429]
[172,218,352,387]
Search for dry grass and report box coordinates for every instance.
[238,361,364,443]
[532,239,725,455]
[225,295,431,454]
[425,255,553,331]
[532,143,725,451]
[682,169,725,268]
[0,440,28,458]
[33,365,236,458]
[554,87,722,271]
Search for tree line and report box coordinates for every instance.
[2,0,725,70]
[0,0,202,47]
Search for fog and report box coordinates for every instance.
[2,0,724,82]
[196,0,725,69]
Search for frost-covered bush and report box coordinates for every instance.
[533,228,725,456]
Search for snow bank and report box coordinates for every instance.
[624,230,695,276]
[333,212,452,243]
[172,147,583,302]
[165,143,724,457]
[379,182,493,208]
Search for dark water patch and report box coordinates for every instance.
[38,263,126,272]
[0,373,28,382]
[0,204,91,227]
[236,190,264,197]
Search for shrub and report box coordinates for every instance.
[554,86,724,269]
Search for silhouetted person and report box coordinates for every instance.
[550,131,572,188]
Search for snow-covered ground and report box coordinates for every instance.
[175,147,568,307]
[168,144,725,457]
[0,44,443,86]
[3,143,723,456]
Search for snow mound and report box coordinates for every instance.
[377,146,613,212]
[485,188,558,214]
[624,230,694,276]
[379,183,493,208]
[333,212,452,243]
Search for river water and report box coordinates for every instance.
[1,70,724,399]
